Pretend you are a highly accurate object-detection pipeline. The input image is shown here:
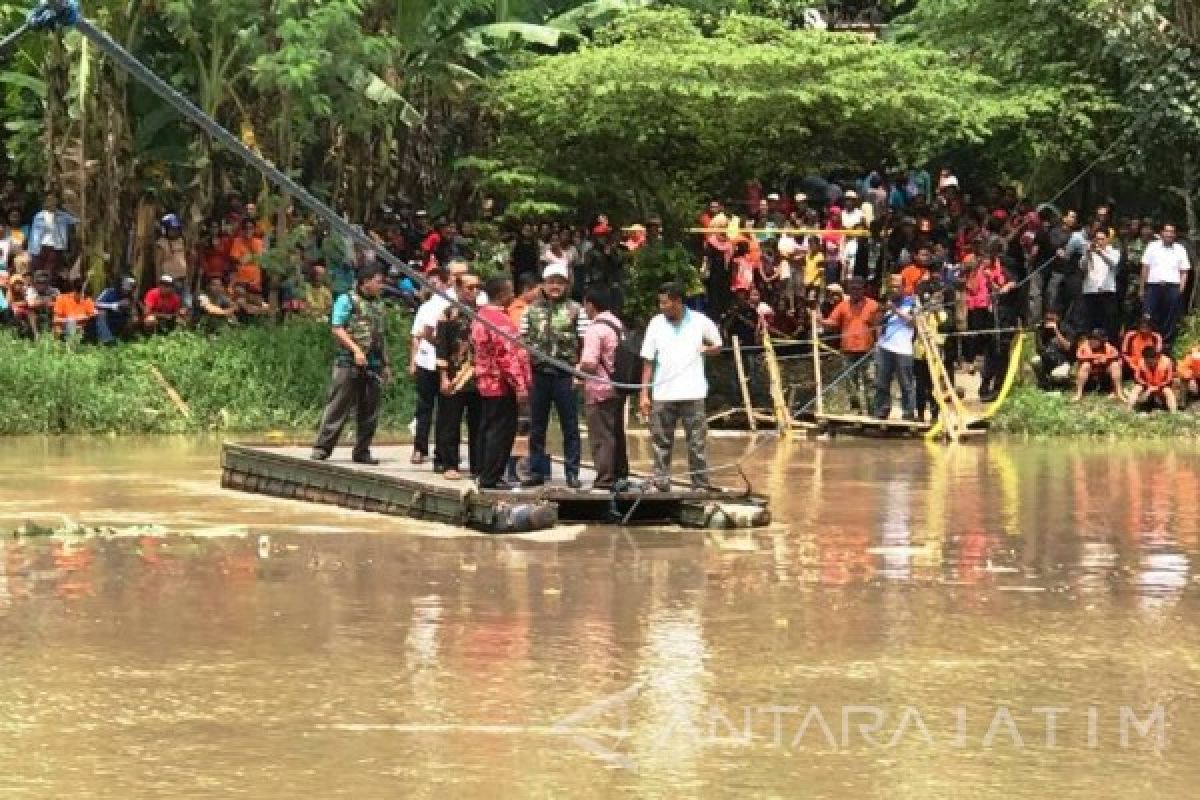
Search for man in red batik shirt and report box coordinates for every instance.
[471,275,531,489]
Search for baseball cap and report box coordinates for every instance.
[159,274,175,284]
[843,190,858,199]
[542,264,569,281]
[827,283,844,295]
[767,193,780,201]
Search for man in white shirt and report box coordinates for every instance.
[409,268,450,465]
[874,274,917,421]
[638,283,722,491]
[1140,223,1192,343]
[1082,226,1121,342]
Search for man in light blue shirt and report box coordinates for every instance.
[28,192,76,284]
[873,274,917,421]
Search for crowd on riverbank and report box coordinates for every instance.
[1,167,1196,426]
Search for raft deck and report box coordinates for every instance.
[220,443,771,533]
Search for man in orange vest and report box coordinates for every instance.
[1073,328,1124,402]
[1120,314,1163,377]
[1178,343,1200,408]
[1127,346,1177,412]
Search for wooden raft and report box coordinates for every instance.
[221,443,771,533]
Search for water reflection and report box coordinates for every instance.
[0,437,1199,795]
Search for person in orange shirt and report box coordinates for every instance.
[52,278,97,340]
[228,218,264,296]
[1177,344,1200,407]
[899,245,933,297]
[1128,346,1177,411]
[1074,328,1124,402]
[1120,314,1163,375]
[821,278,880,411]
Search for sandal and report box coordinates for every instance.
[410,451,425,465]
[444,469,461,481]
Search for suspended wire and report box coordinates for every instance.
[66,14,698,394]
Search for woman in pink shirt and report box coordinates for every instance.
[962,256,992,371]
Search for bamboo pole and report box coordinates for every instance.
[731,335,757,432]
[762,331,792,440]
[809,311,824,415]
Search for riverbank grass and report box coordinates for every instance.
[0,318,414,434]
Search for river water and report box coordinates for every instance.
[2,435,1199,798]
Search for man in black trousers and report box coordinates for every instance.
[311,266,391,464]
[435,271,483,480]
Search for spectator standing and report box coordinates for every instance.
[311,266,392,464]
[155,214,190,289]
[1081,227,1120,342]
[1140,223,1191,344]
[873,274,917,420]
[820,277,878,412]
[435,272,484,481]
[229,218,265,297]
[23,270,58,338]
[579,288,629,490]
[472,276,531,490]
[520,264,588,488]
[638,282,722,491]
[409,269,450,467]
[28,192,76,286]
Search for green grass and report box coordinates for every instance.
[991,386,1200,438]
[0,316,415,434]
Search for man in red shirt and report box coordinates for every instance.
[471,275,531,489]
[1128,346,1177,412]
[143,274,185,333]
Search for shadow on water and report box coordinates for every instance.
[1,435,1198,797]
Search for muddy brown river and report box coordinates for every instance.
[2,435,1199,798]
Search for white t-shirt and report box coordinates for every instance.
[640,309,722,403]
[1083,245,1119,293]
[841,208,865,229]
[411,294,449,372]
[1142,240,1191,285]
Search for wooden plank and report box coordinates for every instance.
[731,336,757,432]
[815,412,931,430]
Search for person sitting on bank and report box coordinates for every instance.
[142,274,184,334]
[1177,343,1200,408]
[197,276,239,331]
[1073,328,1124,402]
[471,275,531,490]
[23,270,58,339]
[232,282,269,323]
[310,265,392,464]
[1128,346,1176,412]
[579,287,629,491]
[1031,309,1075,389]
[304,264,333,319]
[52,277,97,341]
[95,275,138,343]
[1120,314,1163,377]
[638,282,722,492]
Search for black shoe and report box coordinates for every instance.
[902,413,918,422]
[310,449,330,461]
[520,476,545,488]
[565,477,583,490]
[352,454,380,465]
[479,480,514,490]
[433,465,446,474]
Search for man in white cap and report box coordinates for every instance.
[519,263,589,487]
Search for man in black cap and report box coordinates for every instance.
[311,265,392,464]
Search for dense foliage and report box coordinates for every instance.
[478,9,1038,228]
[0,317,415,434]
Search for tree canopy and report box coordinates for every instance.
[477,8,1061,226]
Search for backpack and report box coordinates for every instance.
[595,318,642,396]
